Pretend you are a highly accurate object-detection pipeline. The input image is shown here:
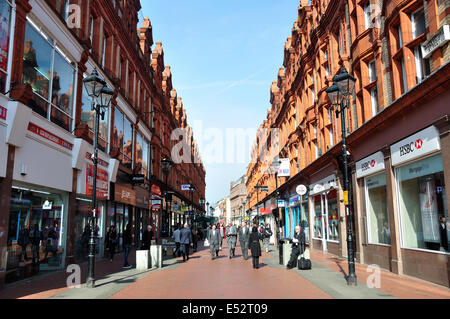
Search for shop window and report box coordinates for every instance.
[136,132,149,177]
[370,86,378,117]
[368,60,377,82]
[313,195,323,239]
[366,173,390,245]
[397,154,449,253]
[364,2,372,30]
[327,190,339,242]
[0,0,12,94]
[22,18,76,131]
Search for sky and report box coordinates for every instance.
[140,0,300,205]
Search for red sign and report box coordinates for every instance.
[415,139,423,150]
[370,160,376,168]
[0,106,6,120]
[86,163,109,200]
[28,123,73,150]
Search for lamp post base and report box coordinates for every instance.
[86,278,95,288]
[347,273,357,286]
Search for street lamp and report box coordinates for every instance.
[326,66,357,286]
[189,185,196,225]
[161,156,173,237]
[82,68,114,288]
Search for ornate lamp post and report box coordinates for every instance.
[82,68,114,288]
[326,66,357,286]
[161,156,173,237]
[189,185,196,226]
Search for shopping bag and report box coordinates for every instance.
[204,239,210,247]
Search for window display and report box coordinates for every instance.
[366,173,390,245]
[327,190,339,242]
[397,154,449,252]
[313,196,322,239]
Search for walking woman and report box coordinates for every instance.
[249,226,262,269]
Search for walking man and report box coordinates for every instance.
[173,225,181,257]
[226,222,238,259]
[180,223,193,262]
[123,224,132,269]
[207,224,221,260]
[238,222,250,260]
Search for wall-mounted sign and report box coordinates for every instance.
[182,184,191,191]
[0,106,6,121]
[131,174,145,184]
[356,151,385,179]
[114,184,136,206]
[296,184,308,196]
[86,163,109,200]
[309,174,337,195]
[278,158,290,177]
[42,200,53,210]
[422,24,450,59]
[390,126,441,166]
[277,200,285,208]
[28,122,73,151]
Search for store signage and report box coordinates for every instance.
[356,151,385,179]
[152,200,162,206]
[114,184,136,205]
[309,174,337,195]
[422,24,450,59]
[86,163,109,200]
[0,106,6,120]
[131,174,145,184]
[182,184,191,191]
[278,158,290,177]
[152,204,161,210]
[28,123,73,151]
[42,200,53,210]
[391,126,441,166]
[296,184,308,196]
[277,200,285,208]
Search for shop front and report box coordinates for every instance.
[110,184,136,251]
[287,194,310,243]
[355,151,391,269]
[135,186,150,249]
[390,126,449,285]
[309,174,341,255]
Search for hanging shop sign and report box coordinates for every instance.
[114,184,136,206]
[356,151,385,179]
[277,200,285,208]
[390,126,441,166]
[86,163,109,200]
[182,184,191,191]
[296,184,308,196]
[289,195,300,207]
[131,174,145,184]
[278,158,290,177]
[309,174,337,195]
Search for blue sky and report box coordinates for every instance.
[140,0,299,204]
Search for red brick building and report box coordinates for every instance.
[0,0,205,286]
[247,0,450,287]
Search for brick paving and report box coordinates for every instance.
[0,241,449,299]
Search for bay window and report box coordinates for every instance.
[0,0,12,94]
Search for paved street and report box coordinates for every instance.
[0,241,449,299]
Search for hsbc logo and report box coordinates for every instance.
[400,139,424,157]
[370,160,376,167]
[361,159,377,172]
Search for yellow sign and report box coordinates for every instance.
[343,191,349,205]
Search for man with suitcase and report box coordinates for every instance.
[286,225,305,270]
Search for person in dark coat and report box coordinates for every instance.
[17,225,30,261]
[249,226,262,269]
[179,223,193,262]
[287,225,306,269]
[123,224,132,269]
[207,224,221,260]
[238,222,250,260]
[173,225,181,257]
[142,225,154,250]
[108,226,118,261]
[440,216,449,252]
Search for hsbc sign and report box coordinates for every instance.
[391,126,441,166]
[356,151,385,179]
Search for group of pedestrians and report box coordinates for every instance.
[16,222,60,265]
[173,223,194,262]
[206,221,272,269]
